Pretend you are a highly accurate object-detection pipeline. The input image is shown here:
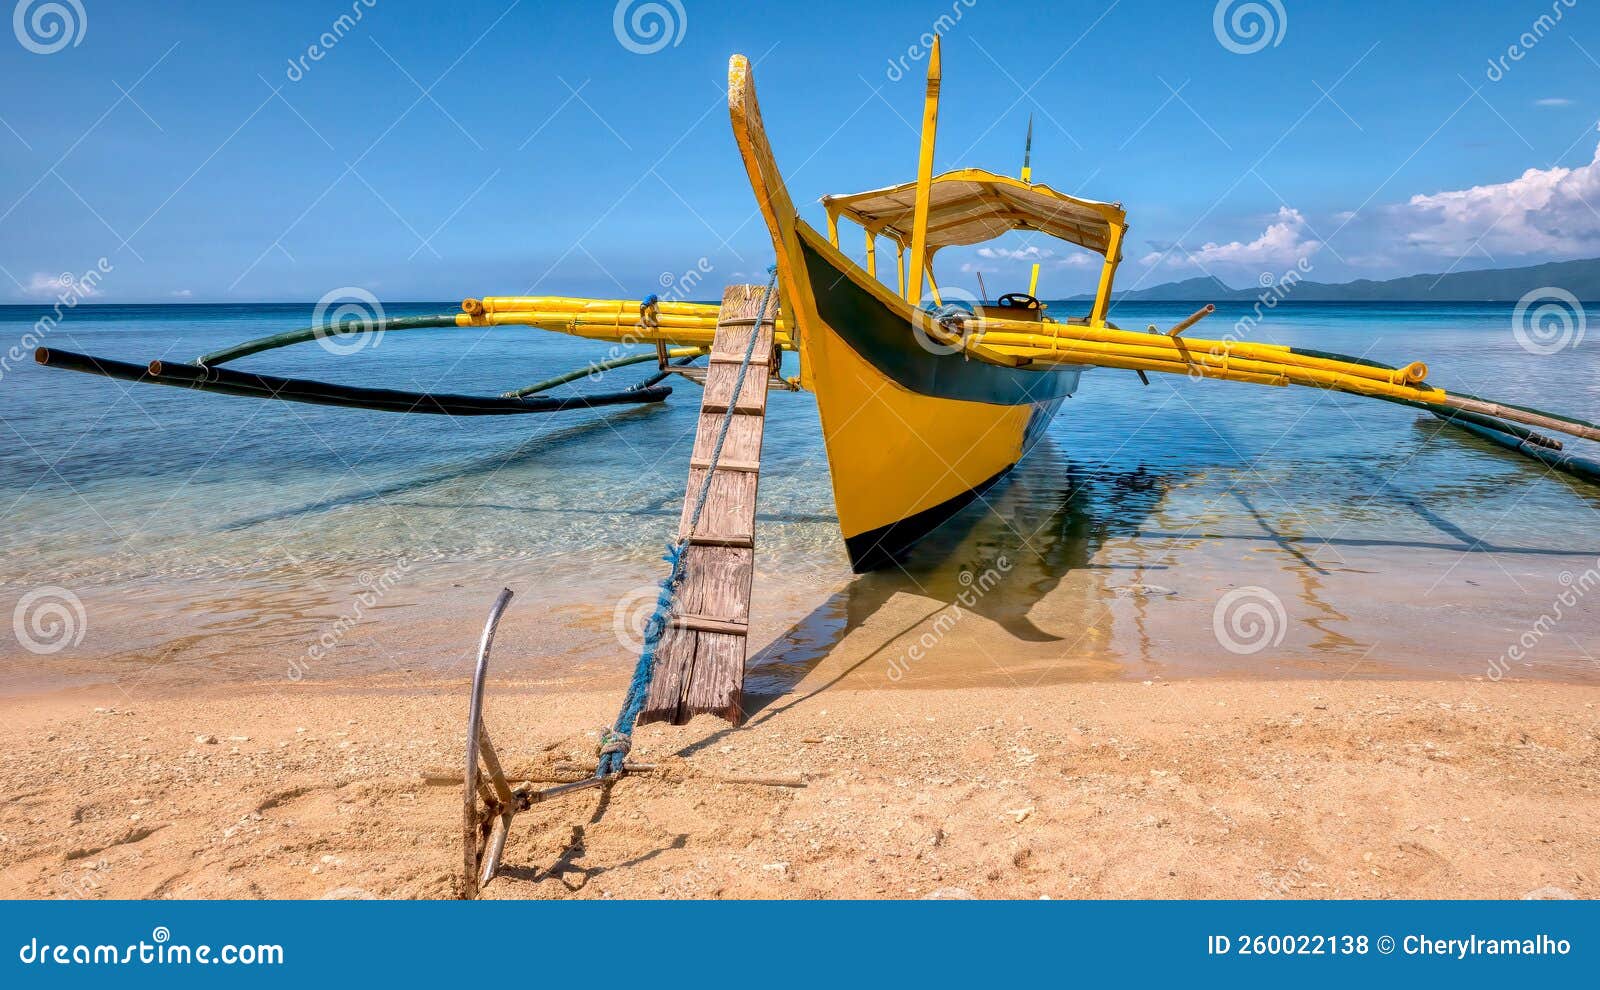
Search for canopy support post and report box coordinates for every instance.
[1090,223,1125,325]
[907,37,941,307]
[924,253,944,307]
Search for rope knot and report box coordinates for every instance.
[598,728,632,757]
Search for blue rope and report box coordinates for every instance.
[598,266,779,777]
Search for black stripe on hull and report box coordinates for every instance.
[842,396,1065,572]
[844,466,1010,573]
[798,234,1080,405]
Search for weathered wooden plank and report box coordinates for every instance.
[679,467,757,542]
[692,410,764,459]
[685,632,746,722]
[641,621,697,720]
[676,545,752,624]
[707,324,758,362]
[703,360,770,411]
[637,283,776,727]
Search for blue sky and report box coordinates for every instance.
[1,0,1598,302]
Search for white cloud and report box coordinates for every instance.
[976,245,1054,261]
[171,288,193,298]
[1535,98,1574,107]
[24,272,100,299]
[1140,207,1322,268]
[1391,139,1600,257]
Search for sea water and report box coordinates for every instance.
[1,301,1597,692]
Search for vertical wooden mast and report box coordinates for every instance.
[907,37,941,303]
[1021,113,1034,183]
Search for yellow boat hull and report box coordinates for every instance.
[728,54,1081,571]
[792,224,1078,570]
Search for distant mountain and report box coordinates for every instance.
[1068,257,1600,303]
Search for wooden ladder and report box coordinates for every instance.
[636,284,778,726]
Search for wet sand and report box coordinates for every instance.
[6,522,1595,700]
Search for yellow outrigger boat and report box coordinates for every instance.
[33,40,1600,898]
[36,41,1600,575]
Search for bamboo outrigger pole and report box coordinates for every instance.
[907,37,941,304]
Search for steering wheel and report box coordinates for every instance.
[994,292,1042,311]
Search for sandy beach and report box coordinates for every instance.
[3,662,1595,900]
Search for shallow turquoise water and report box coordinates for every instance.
[1,301,1598,684]
[3,301,1596,580]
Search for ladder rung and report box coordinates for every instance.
[716,317,776,328]
[689,458,761,472]
[685,533,754,549]
[707,354,772,366]
[702,402,765,415]
[671,613,749,635]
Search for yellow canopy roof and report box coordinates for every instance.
[820,168,1126,257]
